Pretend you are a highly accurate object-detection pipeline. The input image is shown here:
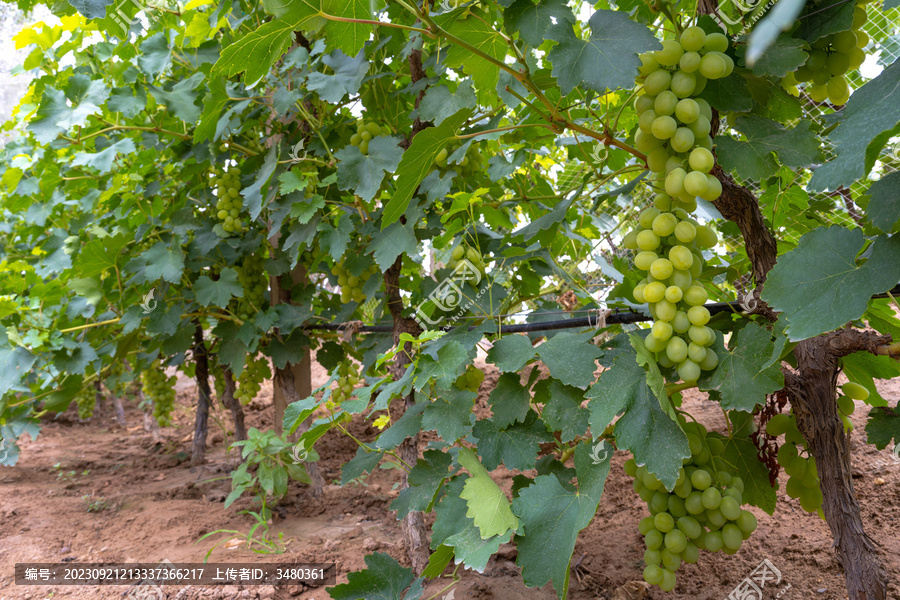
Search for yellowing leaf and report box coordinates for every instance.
[457,447,519,539]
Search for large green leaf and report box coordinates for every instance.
[487,372,532,428]
[431,476,507,573]
[335,136,404,202]
[535,330,603,389]
[761,227,900,341]
[457,447,520,538]
[586,350,689,490]
[503,0,575,47]
[472,411,552,471]
[487,334,536,373]
[865,171,900,233]
[194,268,242,307]
[699,325,785,412]
[421,388,476,442]
[533,378,589,442]
[391,450,454,519]
[512,442,611,597]
[67,0,113,19]
[307,50,369,103]
[433,10,508,95]
[865,402,900,450]
[28,75,110,143]
[546,10,661,95]
[125,241,185,285]
[717,116,822,181]
[809,59,900,191]
[382,109,471,227]
[328,552,423,600]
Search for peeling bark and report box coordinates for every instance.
[191,322,211,467]
[785,329,891,600]
[220,367,247,442]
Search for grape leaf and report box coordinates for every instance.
[809,59,900,191]
[125,241,185,284]
[71,139,137,174]
[699,325,785,412]
[697,73,753,113]
[66,0,112,18]
[535,330,603,389]
[457,447,520,538]
[194,77,229,143]
[422,388,476,442]
[711,421,777,515]
[328,552,423,600]
[795,0,855,44]
[865,402,900,450]
[472,411,552,471]
[748,34,808,78]
[841,352,900,408]
[307,50,368,103]
[391,450,454,518]
[74,236,128,278]
[546,10,661,95]
[28,75,110,144]
[586,350,689,490]
[149,72,206,123]
[0,341,36,398]
[137,31,172,76]
[487,372,532,428]
[417,80,477,126]
[335,136,404,202]
[533,378,589,442]
[865,171,900,233]
[717,116,822,181]
[761,227,900,341]
[413,342,469,391]
[341,446,385,485]
[512,442,610,597]
[421,545,454,579]
[194,268,242,307]
[382,109,471,228]
[375,402,426,450]
[503,0,575,47]
[745,0,806,66]
[431,476,507,573]
[433,11,507,95]
[370,221,418,270]
[487,334,536,373]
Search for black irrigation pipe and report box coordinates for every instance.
[303,285,900,336]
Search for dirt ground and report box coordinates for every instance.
[1,353,899,600]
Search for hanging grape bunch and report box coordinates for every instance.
[75,385,95,419]
[624,206,720,383]
[331,360,362,405]
[635,27,733,209]
[141,364,176,426]
[454,365,485,392]
[350,120,390,156]
[434,142,484,177]
[627,421,758,591]
[766,412,824,515]
[446,241,486,275]
[783,2,868,105]
[212,166,244,234]
[332,260,379,304]
[234,355,271,405]
[235,253,267,321]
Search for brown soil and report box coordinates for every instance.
[1,355,898,600]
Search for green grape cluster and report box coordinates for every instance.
[349,120,390,156]
[635,28,733,207]
[331,360,362,405]
[235,356,271,405]
[454,365,485,392]
[212,167,244,234]
[434,143,484,177]
[624,206,720,383]
[235,254,267,321]
[447,242,486,274]
[332,261,379,304]
[766,412,824,515]
[141,364,176,427]
[784,2,868,105]
[626,421,757,591]
[75,386,95,420]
